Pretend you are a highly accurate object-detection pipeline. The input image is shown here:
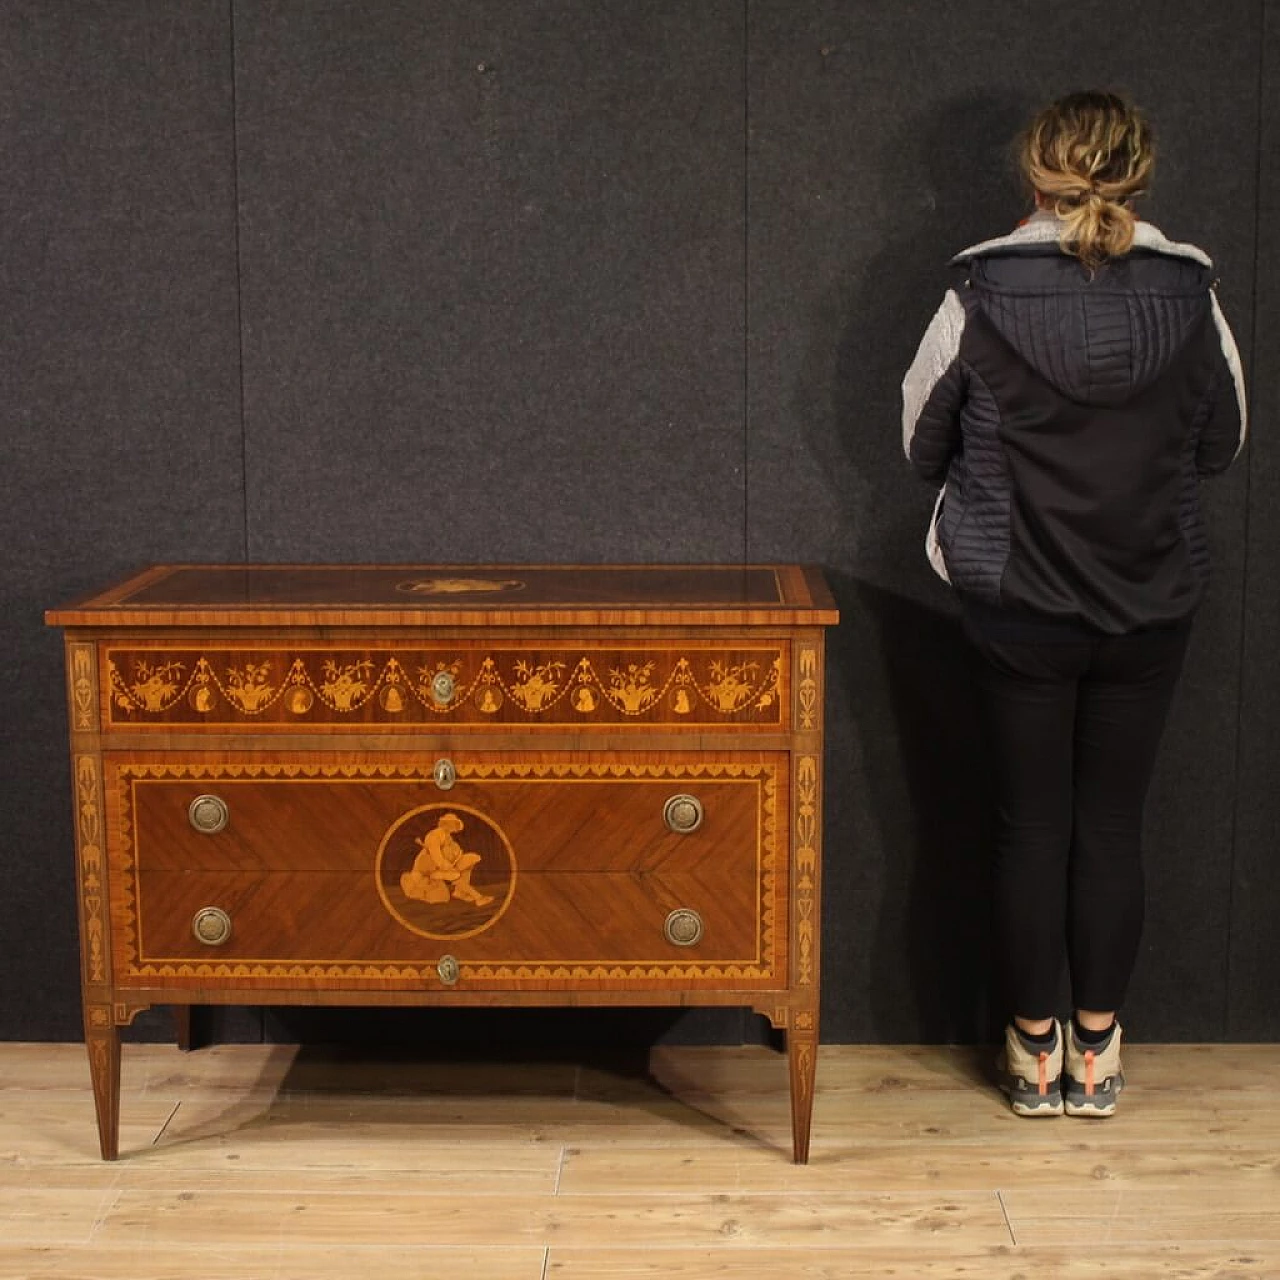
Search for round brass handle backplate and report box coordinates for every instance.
[192,907,232,946]
[188,794,229,834]
[663,794,704,834]
[664,909,704,947]
[437,954,460,985]
[431,671,456,705]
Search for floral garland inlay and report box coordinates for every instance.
[107,650,785,723]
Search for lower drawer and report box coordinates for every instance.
[105,751,789,991]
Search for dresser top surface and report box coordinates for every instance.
[46,564,838,629]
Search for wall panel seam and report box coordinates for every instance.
[230,0,261,1045]
[230,0,250,566]
[1224,0,1267,1039]
[743,0,751,565]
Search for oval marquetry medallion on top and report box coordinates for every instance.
[395,577,526,596]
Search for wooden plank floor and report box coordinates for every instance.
[1,1041,1278,1278]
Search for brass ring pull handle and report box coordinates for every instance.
[664,909,704,947]
[663,794,704,834]
[437,955,460,985]
[188,794,229,834]
[192,907,232,946]
[431,671,456,705]
[433,758,457,791]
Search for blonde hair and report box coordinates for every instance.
[1020,91,1155,271]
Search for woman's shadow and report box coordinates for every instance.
[798,92,1039,1049]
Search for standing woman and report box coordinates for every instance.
[901,92,1247,1117]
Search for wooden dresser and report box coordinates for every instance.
[46,564,838,1162]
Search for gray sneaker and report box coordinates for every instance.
[1064,1021,1124,1117]
[998,1019,1064,1117]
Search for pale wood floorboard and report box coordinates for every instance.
[0,1042,1277,1278]
[0,1246,548,1280]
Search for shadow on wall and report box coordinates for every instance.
[809,93,1039,1042]
[825,572,998,1043]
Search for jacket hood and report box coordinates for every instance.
[951,216,1215,407]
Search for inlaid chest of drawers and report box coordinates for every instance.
[46,564,838,1162]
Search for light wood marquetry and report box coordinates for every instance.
[68,642,97,733]
[792,755,819,991]
[103,646,788,729]
[73,755,108,987]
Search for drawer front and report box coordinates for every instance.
[102,642,789,731]
[106,753,789,991]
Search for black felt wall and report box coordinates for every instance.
[0,0,257,1043]
[233,1,747,564]
[3,1,1273,1046]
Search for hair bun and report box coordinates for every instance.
[1020,91,1153,270]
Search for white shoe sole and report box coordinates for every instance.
[1011,1096,1065,1117]
[1064,1094,1118,1117]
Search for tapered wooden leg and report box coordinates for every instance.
[174,1004,193,1052]
[84,1003,121,1161]
[787,1013,819,1164]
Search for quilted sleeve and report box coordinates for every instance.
[902,291,967,484]
[1197,291,1248,476]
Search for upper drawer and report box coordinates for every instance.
[101,641,794,732]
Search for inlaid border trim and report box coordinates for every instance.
[75,755,107,985]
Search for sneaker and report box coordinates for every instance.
[998,1019,1064,1117]
[1064,1021,1124,1117]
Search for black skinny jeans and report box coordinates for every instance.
[967,616,1192,1021]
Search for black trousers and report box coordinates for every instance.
[967,616,1192,1020]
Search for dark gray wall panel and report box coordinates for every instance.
[235,1,746,563]
[1228,7,1278,1041]
[1,2,249,1040]
[746,0,1259,1040]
